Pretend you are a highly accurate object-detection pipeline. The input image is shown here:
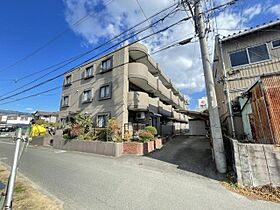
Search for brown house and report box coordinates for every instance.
[213,19,280,138]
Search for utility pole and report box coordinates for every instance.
[183,0,227,173]
[4,128,22,210]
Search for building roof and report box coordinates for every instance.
[0,109,32,117]
[180,110,209,121]
[220,18,280,42]
[34,111,58,116]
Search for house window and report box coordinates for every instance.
[7,116,17,120]
[20,116,28,121]
[99,83,111,100]
[229,44,270,67]
[82,90,92,103]
[64,75,72,86]
[62,96,69,107]
[101,57,113,73]
[229,50,249,67]
[97,114,109,128]
[83,66,93,79]
[248,44,269,63]
[272,39,280,48]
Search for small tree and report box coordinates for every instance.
[144,126,157,136]
[75,114,93,133]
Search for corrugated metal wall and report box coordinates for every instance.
[262,75,280,145]
[249,74,280,145]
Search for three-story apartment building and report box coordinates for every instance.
[59,43,189,136]
[213,19,280,137]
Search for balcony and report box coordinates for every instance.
[128,91,149,111]
[179,99,186,110]
[155,79,171,102]
[159,101,172,117]
[128,63,157,93]
[172,110,180,121]
[129,43,159,75]
[157,64,172,88]
[128,91,159,113]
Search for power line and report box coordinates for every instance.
[0,3,180,99]
[0,17,191,103]
[0,37,194,106]
[0,0,115,73]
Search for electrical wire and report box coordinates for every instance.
[0,0,115,73]
[0,17,191,103]
[0,37,195,106]
[0,3,180,99]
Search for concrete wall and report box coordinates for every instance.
[230,138,280,187]
[188,119,206,136]
[53,136,123,157]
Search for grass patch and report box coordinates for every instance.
[223,176,280,203]
[0,164,63,209]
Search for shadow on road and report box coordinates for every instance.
[146,135,226,181]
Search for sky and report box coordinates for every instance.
[0,0,280,112]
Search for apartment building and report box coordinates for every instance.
[59,43,189,136]
[213,19,280,137]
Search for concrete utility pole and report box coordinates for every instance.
[4,128,22,210]
[183,0,227,173]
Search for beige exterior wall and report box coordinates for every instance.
[59,43,188,133]
[213,22,280,135]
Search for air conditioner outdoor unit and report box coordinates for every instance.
[136,112,146,119]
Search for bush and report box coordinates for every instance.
[95,128,109,141]
[144,126,157,136]
[69,124,84,139]
[63,133,71,139]
[138,130,154,142]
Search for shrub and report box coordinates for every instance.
[144,126,157,136]
[35,119,46,125]
[138,130,154,142]
[108,118,122,142]
[63,133,71,139]
[95,128,109,141]
[69,124,84,139]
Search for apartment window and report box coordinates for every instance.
[101,57,113,73]
[64,75,72,86]
[7,116,17,120]
[83,66,94,79]
[229,44,270,67]
[82,90,92,103]
[248,44,269,63]
[272,39,280,49]
[99,83,111,100]
[62,96,69,107]
[97,114,109,128]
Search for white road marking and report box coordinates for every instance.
[54,150,66,154]
[0,141,14,145]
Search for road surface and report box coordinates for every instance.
[0,136,279,210]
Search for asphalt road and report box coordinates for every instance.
[0,136,279,210]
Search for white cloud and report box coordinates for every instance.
[243,4,262,20]
[63,0,265,98]
[269,4,280,17]
[25,107,34,111]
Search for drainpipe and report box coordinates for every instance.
[218,38,236,138]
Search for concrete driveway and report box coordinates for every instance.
[0,136,279,210]
[147,135,225,180]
